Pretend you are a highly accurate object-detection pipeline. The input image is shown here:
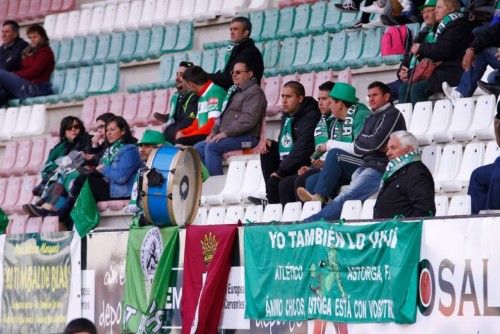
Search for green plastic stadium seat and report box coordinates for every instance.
[150,55,173,90]
[51,40,60,62]
[321,30,347,71]
[100,63,120,93]
[201,49,217,73]
[50,70,66,95]
[87,65,105,93]
[166,53,188,85]
[213,47,226,72]
[120,31,138,63]
[343,30,365,69]
[268,37,297,76]
[187,50,203,67]
[254,42,264,53]
[259,9,280,41]
[276,7,294,39]
[107,33,124,63]
[262,39,280,69]
[55,39,72,69]
[174,22,193,51]
[67,36,86,67]
[292,35,313,71]
[80,35,98,66]
[307,1,327,34]
[360,28,384,67]
[54,68,78,102]
[62,66,91,101]
[324,1,342,32]
[291,4,311,37]
[147,26,165,59]
[94,35,111,65]
[300,32,330,72]
[133,29,152,62]
[161,24,179,53]
[339,11,361,29]
[250,11,264,41]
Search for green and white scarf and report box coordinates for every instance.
[221,84,240,114]
[100,140,124,166]
[427,11,465,43]
[314,114,334,148]
[278,116,294,158]
[223,43,235,72]
[382,151,421,183]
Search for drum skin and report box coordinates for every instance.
[142,145,202,226]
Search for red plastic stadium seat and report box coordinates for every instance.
[44,136,60,162]
[38,0,52,17]
[25,217,43,233]
[299,72,316,97]
[337,68,352,84]
[41,216,61,232]
[0,178,7,206]
[109,93,125,117]
[313,70,334,100]
[133,126,148,141]
[0,141,18,177]
[150,89,170,124]
[49,0,62,12]
[6,0,20,20]
[268,73,299,115]
[7,215,28,235]
[60,0,75,12]
[263,76,283,116]
[2,177,22,214]
[26,137,46,175]
[14,175,36,214]
[0,2,9,23]
[16,0,31,21]
[12,140,32,176]
[134,91,154,126]
[81,96,96,129]
[27,0,41,19]
[122,93,140,122]
[278,0,294,8]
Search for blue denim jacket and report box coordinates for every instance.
[102,144,141,198]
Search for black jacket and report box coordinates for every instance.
[373,161,436,219]
[208,38,264,90]
[163,91,199,143]
[470,22,500,52]
[354,104,406,172]
[0,37,29,72]
[276,96,321,177]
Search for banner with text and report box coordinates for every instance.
[245,220,422,324]
[1,232,81,334]
[122,225,179,334]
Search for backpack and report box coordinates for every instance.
[381,25,412,56]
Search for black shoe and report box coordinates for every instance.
[477,80,500,96]
[23,204,54,217]
[335,0,359,12]
[247,196,269,207]
[153,112,169,123]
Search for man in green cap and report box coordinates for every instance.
[297,82,370,203]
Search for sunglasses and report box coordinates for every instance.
[66,124,81,131]
[230,70,249,76]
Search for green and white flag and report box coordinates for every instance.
[244,220,422,324]
[122,225,179,334]
[70,180,100,238]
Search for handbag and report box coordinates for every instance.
[410,58,442,83]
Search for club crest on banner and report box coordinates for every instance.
[141,227,163,294]
[201,232,218,267]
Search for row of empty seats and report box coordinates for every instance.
[193,201,322,225]
[0,0,75,23]
[0,175,41,214]
[397,95,499,145]
[6,215,62,234]
[53,23,193,69]
[44,0,266,41]
[0,105,46,140]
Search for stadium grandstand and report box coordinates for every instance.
[0,0,498,333]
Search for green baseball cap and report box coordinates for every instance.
[138,129,166,146]
[419,0,437,10]
[329,82,359,104]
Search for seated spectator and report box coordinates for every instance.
[468,105,500,213]
[277,81,336,205]
[249,81,321,205]
[0,20,28,72]
[208,16,264,90]
[84,112,115,166]
[25,116,141,220]
[195,60,267,176]
[0,24,55,105]
[153,61,199,144]
[399,0,473,105]
[442,22,500,103]
[64,318,97,334]
[175,66,227,146]
[303,81,406,222]
[373,130,436,219]
[296,83,371,204]
[387,0,438,100]
[32,116,92,197]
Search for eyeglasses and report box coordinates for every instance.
[230,70,249,76]
[66,124,81,131]
[97,124,105,130]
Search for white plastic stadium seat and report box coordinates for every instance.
[434,97,474,143]
[248,0,269,11]
[225,206,245,224]
[244,205,264,223]
[12,106,31,137]
[220,0,246,16]
[89,5,105,35]
[207,206,226,225]
[0,107,19,140]
[76,8,92,37]
[434,195,449,217]
[361,198,376,219]
[193,0,211,21]
[483,141,500,165]
[179,0,195,21]
[53,13,69,40]
[281,202,302,222]
[262,204,283,223]
[44,14,58,40]
[434,143,463,192]
[441,142,485,192]
[447,195,471,216]
[205,161,246,206]
[166,0,182,23]
[225,159,265,204]
[456,94,496,141]
[139,0,156,28]
[421,145,442,177]
[24,105,46,136]
[65,11,81,39]
[340,200,362,220]
[153,0,170,26]
[408,101,432,140]
[113,1,130,32]
[416,99,452,145]
[200,175,225,206]
[299,201,321,220]
[395,103,412,128]
[101,3,118,34]
[126,0,143,31]
[193,207,208,225]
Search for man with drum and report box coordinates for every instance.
[194,60,267,176]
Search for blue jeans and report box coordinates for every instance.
[0,68,52,104]
[468,157,500,214]
[456,47,500,97]
[305,148,362,198]
[194,134,259,176]
[304,167,383,222]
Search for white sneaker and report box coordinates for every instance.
[361,19,385,28]
[361,3,384,14]
[442,82,463,105]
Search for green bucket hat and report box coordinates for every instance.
[138,129,166,146]
[329,82,359,104]
[419,0,437,10]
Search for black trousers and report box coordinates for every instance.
[278,168,321,206]
[175,134,207,146]
[71,172,111,202]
